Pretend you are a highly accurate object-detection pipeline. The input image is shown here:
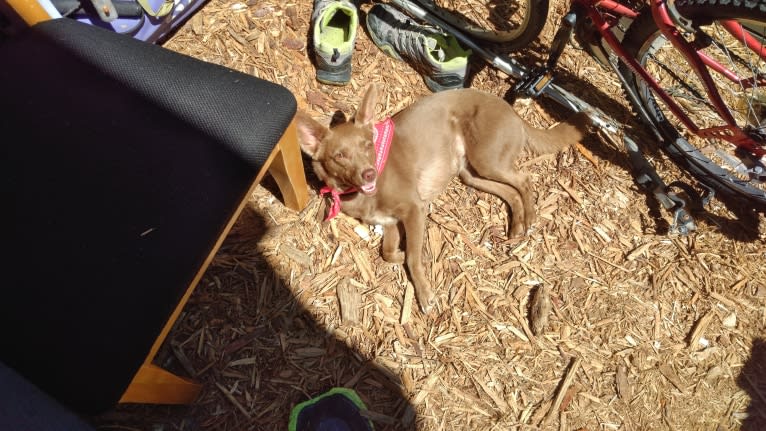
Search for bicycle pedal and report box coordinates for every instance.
[513,68,555,98]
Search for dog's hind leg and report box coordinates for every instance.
[459,170,528,237]
[467,167,535,234]
[401,204,436,313]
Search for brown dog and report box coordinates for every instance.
[296,85,591,313]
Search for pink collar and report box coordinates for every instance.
[320,118,394,221]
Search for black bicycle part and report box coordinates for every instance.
[513,11,577,98]
[413,0,551,50]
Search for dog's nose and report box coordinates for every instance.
[362,168,377,183]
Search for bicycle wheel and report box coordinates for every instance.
[417,0,548,49]
[621,1,766,205]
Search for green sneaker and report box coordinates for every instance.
[366,3,471,92]
[288,387,374,431]
[311,0,359,85]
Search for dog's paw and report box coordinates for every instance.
[419,298,436,314]
[382,250,405,264]
[509,223,527,238]
[415,286,436,314]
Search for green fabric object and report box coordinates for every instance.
[310,0,359,84]
[312,1,358,56]
[288,387,374,431]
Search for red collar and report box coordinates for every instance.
[320,118,394,221]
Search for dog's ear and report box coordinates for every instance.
[354,84,378,126]
[330,110,348,128]
[295,111,328,157]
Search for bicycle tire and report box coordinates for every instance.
[420,0,548,49]
[620,1,766,205]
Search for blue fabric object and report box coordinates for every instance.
[0,362,97,431]
[289,388,374,431]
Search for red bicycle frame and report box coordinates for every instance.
[575,0,766,157]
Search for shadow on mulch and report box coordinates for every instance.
[739,338,766,431]
[89,198,416,431]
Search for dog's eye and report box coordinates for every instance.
[334,151,347,160]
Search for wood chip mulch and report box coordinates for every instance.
[92,1,766,430]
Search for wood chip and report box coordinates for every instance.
[279,244,311,267]
[574,142,599,167]
[170,341,197,377]
[412,373,439,405]
[593,225,612,243]
[658,364,686,394]
[281,37,304,50]
[284,4,299,30]
[351,248,375,283]
[401,282,414,324]
[557,178,583,205]
[337,277,361,324]
[615,364,632,400]
[473,373,510,413]
[626,242,653,261]
[215,382,252,419]
[543,357,582,426]
[687,311,715,349]
[529,284,552,335]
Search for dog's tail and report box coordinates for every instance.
[523,111,592,155]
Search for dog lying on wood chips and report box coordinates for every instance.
[296,85,591,313]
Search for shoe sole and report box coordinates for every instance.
[316,64,352,85]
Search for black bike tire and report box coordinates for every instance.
[500,0,548,50]
[425,0,549,49]
[620,1,766,205]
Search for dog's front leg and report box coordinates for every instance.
[402,206,436,313]
[382,223,405,264]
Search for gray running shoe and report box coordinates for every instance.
[311,0,359,85]
[366,3,471,92]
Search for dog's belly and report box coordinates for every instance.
[417,173,453,201]
[417,136,466,201]
[363,212,398,226]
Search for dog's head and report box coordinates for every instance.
[296,85,380,195]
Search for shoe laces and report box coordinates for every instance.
[389,18,444,63]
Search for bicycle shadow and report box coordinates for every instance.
[90,198,417,430]
[738,337,766,430]
[465,39,765,241]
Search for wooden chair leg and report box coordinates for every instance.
[5,0,54,25]
[119,364,201,404]
[262,119,309,211]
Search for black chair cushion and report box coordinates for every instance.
[0,18,296,414]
